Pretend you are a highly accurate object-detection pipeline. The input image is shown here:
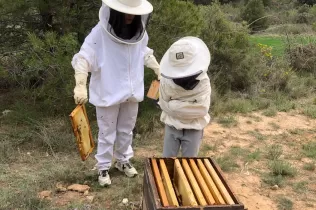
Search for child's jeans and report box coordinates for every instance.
[162,125,203,157]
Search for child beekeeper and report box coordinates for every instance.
[158,36,211,157]
[71,0,161,186]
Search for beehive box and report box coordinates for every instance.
[142,158,246,210]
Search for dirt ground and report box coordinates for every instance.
[203,111,316,210]
[2,110,315,210]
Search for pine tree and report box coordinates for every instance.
[242,0,269,31]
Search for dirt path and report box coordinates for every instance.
[203,111,316,210]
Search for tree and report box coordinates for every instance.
[297,0,316,5]
[242,0,269,31]
[0,0,99,54]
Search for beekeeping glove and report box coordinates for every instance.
[73,56,89,104]
[145,48,161,80]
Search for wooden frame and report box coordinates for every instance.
[147,80,160,100]
[69,104,94,161]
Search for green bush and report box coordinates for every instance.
[14,32,79,114]
[147,0,203,60]
[200,3,264,93]
[242,0,269,31]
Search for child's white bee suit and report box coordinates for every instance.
[71,0,160,186]
[158,37,211,157]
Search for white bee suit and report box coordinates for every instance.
[71,2,160,171]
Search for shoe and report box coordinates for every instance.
[115,161,138,178]
[98,170,111,186]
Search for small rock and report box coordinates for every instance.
[271,185,279,190]
[86,195,94,203]
[67,184,90,193]
[38,190,52,199]
[27,152,31,155]
[83,190,89,196]
[122,198,128,205]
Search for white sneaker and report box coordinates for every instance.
[115,162,138,178]
[98,170,111,186]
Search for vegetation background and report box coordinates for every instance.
[0,0,316,209]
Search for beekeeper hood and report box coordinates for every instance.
[99,0,153,44]
[160,37,211,81]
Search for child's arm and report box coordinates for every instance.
[144,47,161,80]
[167,95,210,119]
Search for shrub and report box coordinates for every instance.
[242,0,269,31]
[147,0,203,60]
[288,44,316,75]
[11,32,79,115]
[200,3,264,93]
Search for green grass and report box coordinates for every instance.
[248,130,267,141]
[292,181,308,193]
[303,162,316,171]
[250,35,316,57]
[302,142,316,159]
[270,160,297,177]
[277,196,293,210]
[250,36,285,56]
[217,115,238,128]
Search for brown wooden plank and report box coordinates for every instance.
[174,159,198,206]
[189,159,216,205]
[197,159,226,205]
[182,159,207,206]
[151,159,169,206]
[204,159,235,205]
[159,159,179,206]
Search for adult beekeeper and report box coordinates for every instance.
[71,0,160,187]
[158,36,211,157]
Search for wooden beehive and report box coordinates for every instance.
[142,158,246,210]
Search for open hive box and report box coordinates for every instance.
[142,158,246,210]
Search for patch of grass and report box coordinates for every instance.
[302,142,316,159]
[303,162,316,171]
[277,196,293,210]
[267,144,283,160]
[302,105,316,119]
[275,100,296,112]
[248,130,267,141]
[262,108,277,117]
[246,149,261,162]
[289,128,304,135]
[270,160,297,177]
[250,35,285,56]
[263,174,284,187]
[217,115,238,128]
[215,155,239,172]
[268,122,280,130]
[229,146,249,157]
[200,144,218,155]
[292,181,308,193]
[247,115,262,122]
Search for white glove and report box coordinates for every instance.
[74,72,88,104]
[145,50,161,80]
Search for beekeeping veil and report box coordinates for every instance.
[100,0,153,44]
